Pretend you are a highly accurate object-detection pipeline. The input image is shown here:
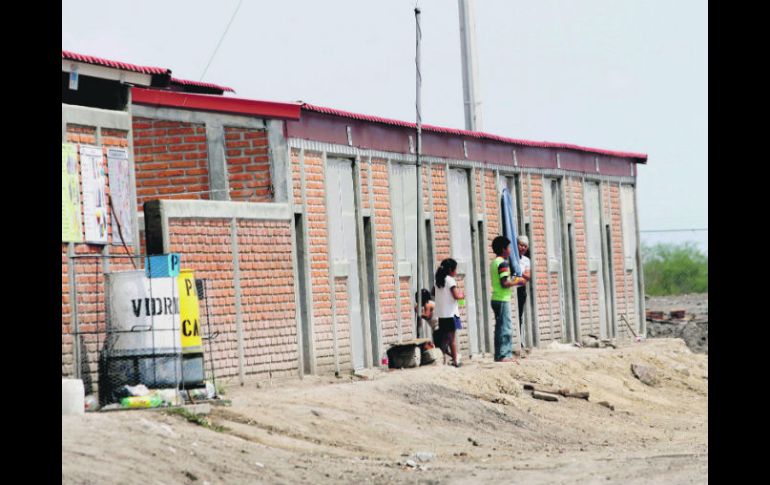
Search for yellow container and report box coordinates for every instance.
[178,269,203,352]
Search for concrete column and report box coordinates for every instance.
[267,120,290,203]
[205,121,229,201]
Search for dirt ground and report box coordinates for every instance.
[63,336,708,485]
[645,293,708,354]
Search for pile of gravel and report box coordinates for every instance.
[645,293,708,354]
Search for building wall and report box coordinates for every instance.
[568,176,593,339]
[431,164,451,266]
[527,176,552,342]
[284,139,641,367]
[62,122,136,393]
[608,182,634,338]
[132,117,210,210]
[165,217,297,380]
[237,219,297,376]
[224,127,272,202]
[291,148,303,208]
[63,98,645,386]
[483,169,502,347]
[372,158,399,347]
[334,276,352,367]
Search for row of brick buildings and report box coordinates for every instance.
[62,50,647,387]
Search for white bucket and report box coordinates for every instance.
[62,379,85,415]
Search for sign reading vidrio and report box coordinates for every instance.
[105,254,206,389]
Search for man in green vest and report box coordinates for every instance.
[490,236,524,362]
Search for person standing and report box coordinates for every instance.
[415,288,441,351]
[490,236,524,362]
[516,235,532,350]
[434,258,464,367]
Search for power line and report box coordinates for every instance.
[639,228,708,233]
[199,0,243,81]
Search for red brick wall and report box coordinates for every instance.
[334,277,352,370]
[484,170,500,265]
[372,159,398,348]
[61,244,104,383]
[483,170,502,347]
[132,117,209,210]
[301,151,336,373]
[568,177,593,338]
[399,276,415,342]
[237,220,297,376]
[528,176,556,342]
[291,148,302,207]
[608,183,632,338]
[62,124,137,390]
[431,165,450,263]
[69,246,105,391]
[166,218,297,380]
[167,219,237,376]
[224,127,272,202]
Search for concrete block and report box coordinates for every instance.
[62,379,84,415]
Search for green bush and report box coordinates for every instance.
[642,242,708,296]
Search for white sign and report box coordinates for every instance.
[80,145,109,244]
[107,271,181,353]
[107,147,134,245]
[61,143,83,242]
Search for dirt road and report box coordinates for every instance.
[63,339,707,484]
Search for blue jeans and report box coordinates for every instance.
[492,300,513,360]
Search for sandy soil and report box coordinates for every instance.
[63,337,707,484]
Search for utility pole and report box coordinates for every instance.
[415,6,424,338]
[458,0,482,131]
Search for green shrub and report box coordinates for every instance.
[642,242,708,296]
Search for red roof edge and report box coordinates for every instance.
[62,50,170,76]
[301,103,648,163]
[132,87,301,120]
[170,77,236,93]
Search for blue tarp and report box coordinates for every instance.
[501,188,522,276]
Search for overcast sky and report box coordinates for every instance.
[62,0,708,252]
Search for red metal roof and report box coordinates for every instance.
[132,87,301,120]
[62,50,170,76]
[302,103,647,162]
[170,77,235,93]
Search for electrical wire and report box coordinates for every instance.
[199,0,244,81]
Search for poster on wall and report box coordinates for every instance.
[61,143,83,242]
[107,147,133,245]
[80,145,109,244]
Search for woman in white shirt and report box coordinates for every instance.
[516,235,532,352]
[434,258,464,367]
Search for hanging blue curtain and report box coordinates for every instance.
[501,187,522,276]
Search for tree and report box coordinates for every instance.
[642,242,708,296]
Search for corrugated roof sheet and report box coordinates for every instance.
[62,50,170,76]
[170,77,235,93]
[301,103,647,162]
